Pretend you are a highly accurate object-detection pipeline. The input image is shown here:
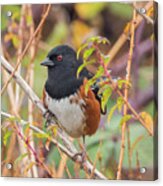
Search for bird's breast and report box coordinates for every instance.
[44,91,87,138]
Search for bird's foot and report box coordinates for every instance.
[43,110,56,127]
[73,150,87,163]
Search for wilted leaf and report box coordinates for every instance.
[139,112,154,136]
[14,153,28,165]
[147,6,154,17]
[101,86,112,112]
[119,114,132,127]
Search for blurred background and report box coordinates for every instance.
[1,2,157,180]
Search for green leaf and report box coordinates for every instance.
[119,114,132,126]
[87,36,110,45]
[117,79,131,89]
[76,60,95,78]
[84,79,96,95]
[103,55,110,65]
[107,104,118,123]
[117,97,124,112]
[83,47,95,60]
[93,66,104,79]
[101,87,112,112]
[3,130,12,146]
[77,43,89,59]
[14,153,28,165]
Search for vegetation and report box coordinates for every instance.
[1,2,157,180]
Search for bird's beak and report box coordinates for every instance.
[41,58,54,67]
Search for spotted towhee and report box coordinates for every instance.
[41,45,106,157]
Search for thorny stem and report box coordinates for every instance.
[1,4,51,95]
[117,3,137,180]
[94,43,153,136]
[13,123,54,177]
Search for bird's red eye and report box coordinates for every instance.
[56,55,63,62]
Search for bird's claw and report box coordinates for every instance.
[73,151,87,163]
[43,110,56,127]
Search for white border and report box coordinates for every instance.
[1,0,162,186]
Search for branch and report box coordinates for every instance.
[117,2,137,180]
[1,55,107,180]
[133,5,154,25]
[1,4,51,95]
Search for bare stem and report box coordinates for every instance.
[1,4,51,95]
[117,3,137,180]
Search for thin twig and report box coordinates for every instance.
[14,5,33,177]
[1,56,107,180]
[93,45,153,136]
[13,122,55,177]
[127,126,132,179]
[133,5,154,25]
[26,4,39,178]
[1,4,51,95]
[117,2,137,180]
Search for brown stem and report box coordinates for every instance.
[117,3,136,180]
[13,123,54,177]
[1,4,51,95]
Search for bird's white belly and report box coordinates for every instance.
[46,93,86,138]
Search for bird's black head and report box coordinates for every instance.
[41,45,77,68]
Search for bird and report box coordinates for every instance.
[41,45,106,160]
